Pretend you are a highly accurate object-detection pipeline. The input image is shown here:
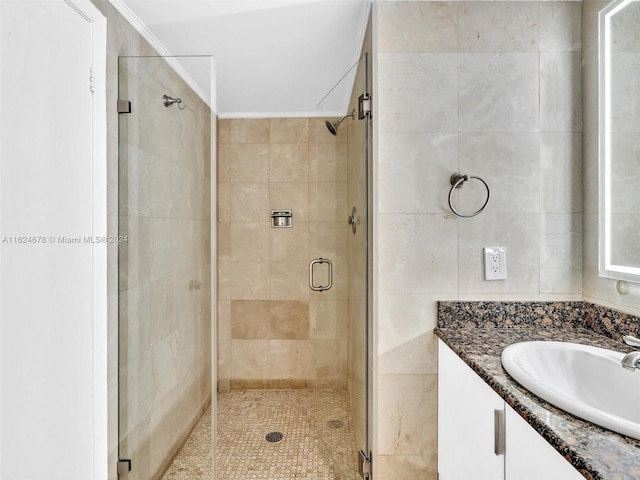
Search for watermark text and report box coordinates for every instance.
[2,235,128,245]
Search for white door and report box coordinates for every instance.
[0,1,106,479]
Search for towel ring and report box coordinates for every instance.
[448,173,490,218]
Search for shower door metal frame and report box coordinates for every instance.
[361,51,373,476]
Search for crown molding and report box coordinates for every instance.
[107,0,216,112]
[218,110,346,119]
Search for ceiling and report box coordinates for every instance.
[111,0,371,117]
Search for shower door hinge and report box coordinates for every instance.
[117,459,132,475]
[358,93,371,120]
[89,67,95,93]
[359,450,372,480]
[117,100,132,114]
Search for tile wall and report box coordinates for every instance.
[118,55,212,480]
[87,2,622,480]
[90,2,213,479]
[217,118,349,390]
[101,4,159,479]
[374,1,582,477]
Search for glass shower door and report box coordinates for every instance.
[117,55,213,480]
[312,52,371,479]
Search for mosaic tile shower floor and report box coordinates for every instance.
[162,389,360,480]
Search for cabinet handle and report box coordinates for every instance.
[494,409,505,456]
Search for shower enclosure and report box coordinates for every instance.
[117,55,213,480]
[312,51,372,479]
[214,49,372,479]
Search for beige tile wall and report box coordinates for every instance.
[118,55,211,480]
[96,2,213,479]
[99,3,160,478]
[217,118,349,390]
[375,1,583,478]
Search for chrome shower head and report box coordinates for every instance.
[163,94,182,107]
[325,110,355,136]
[325,120,339,136]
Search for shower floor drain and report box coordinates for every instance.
[265,431,284,443]
[326,420,344,429]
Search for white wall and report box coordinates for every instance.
[0,1,107,479]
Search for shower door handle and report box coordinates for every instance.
[309,258,332,292]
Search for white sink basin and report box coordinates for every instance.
[501,341,640,440]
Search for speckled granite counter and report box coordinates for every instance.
[436,301,640,480]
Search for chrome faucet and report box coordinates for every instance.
[623,335,640,348]
[621,351,640,370]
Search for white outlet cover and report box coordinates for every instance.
[484,247,507,280]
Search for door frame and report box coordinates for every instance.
[66,1,108,478]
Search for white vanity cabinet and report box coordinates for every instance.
[438,339,505,479]
[505,406,583,480]
[438,339,583,480]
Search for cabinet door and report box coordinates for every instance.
[438,340,505,480]
[505,406,583,480]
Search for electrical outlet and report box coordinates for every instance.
[484,247,507,280]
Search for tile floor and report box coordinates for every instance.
[161,405,213,480]
[162,389,360,480]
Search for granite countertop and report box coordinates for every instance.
[436,301,640,480]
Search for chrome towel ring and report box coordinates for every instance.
[448,172,490,218]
